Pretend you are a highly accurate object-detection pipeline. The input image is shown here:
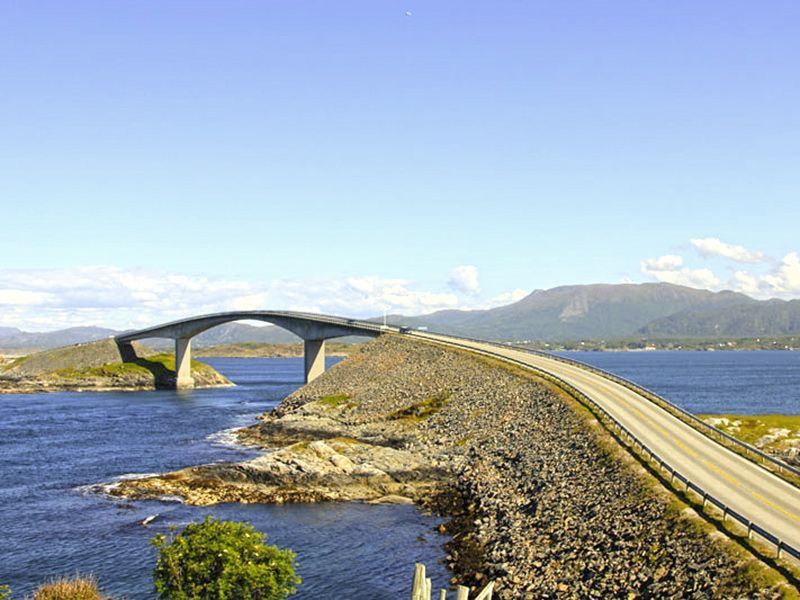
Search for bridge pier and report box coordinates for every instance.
[175,337,194,389]
[304,339,326,383]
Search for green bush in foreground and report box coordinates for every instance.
[152,517,300,600]
[0,584,10,600]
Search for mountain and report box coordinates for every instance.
[640,298,800,338]
[4,283,800,350]
[390,283,776,340]
[0,326,118,350]
[0,323,299,351]
[192,323,300,345]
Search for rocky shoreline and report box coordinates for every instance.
[112,336,788,597]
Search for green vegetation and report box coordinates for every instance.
[152,516,299,600]
[317,394,352,408]
[518,335,800,352]
[53,354,216,382]
[32,576,106,600]
[390,391,451,421]
[699,414,800,447]
[0,585,10,600]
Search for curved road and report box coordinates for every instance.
[415,331,800,556]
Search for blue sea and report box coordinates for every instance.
[1,351,798,598]
[558,350,800,415]
[0,358,448,599]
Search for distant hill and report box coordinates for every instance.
[0,323,301,352]
[4,283,800,350]
[0,326,117,351]
[386,283,746,340]
[639,298,800,338]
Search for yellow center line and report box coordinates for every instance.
[750,491,800,525]
[511,352,800,526]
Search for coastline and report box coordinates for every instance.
[109,336,791,597]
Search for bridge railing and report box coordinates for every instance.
[410,331,800,563]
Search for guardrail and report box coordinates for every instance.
[410,331,800,563]
[407,328,800,483]
[513,344,800,482]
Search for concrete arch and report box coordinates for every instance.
[115,311,385,388]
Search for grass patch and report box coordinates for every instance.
[52,353,218,384]
[317,394,352,408]
[699,414,800,447]
[390,391,451,421]
[32,575,108,600]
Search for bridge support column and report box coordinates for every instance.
[175,337,194,390]
[304,339,326,383]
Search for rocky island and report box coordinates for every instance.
[111,336,791,597]
[0,339,231,393]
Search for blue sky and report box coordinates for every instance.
[1,1,799,329]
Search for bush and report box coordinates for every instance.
[32,576,104,600]
[0,584,10,600]
[152,517,300,600]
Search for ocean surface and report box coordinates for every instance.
[0,357,449,599]
[2,351,798,598]
[557,350,800,415]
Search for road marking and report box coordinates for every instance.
[702,459,741,487]
[750,491,800,525]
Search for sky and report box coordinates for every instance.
[1,1,799,330]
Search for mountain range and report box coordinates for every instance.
[390,283,800,341]
[2,283,799,351]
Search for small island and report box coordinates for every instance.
[0,339,231,393]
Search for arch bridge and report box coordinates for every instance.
[115,311,387,389]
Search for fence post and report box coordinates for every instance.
[412,563,426,600]
[456,585,469,600]
[474,581,495,600]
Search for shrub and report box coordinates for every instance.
[152,516,300,600]
[32,576,104,600]
[0,584,10,600]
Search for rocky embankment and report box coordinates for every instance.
[0,339,231,393]
[112,336,787,597]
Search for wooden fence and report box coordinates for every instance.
[411,563,494,600]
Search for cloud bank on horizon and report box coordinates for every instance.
[0,264,523,331]
[641,237,800,298]
[2,238,799,331]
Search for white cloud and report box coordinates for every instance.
[640,242,800,299]
[690,238,767,264]
[640,255,720,289]
[487,288,528,306]
[0,289,53,306]
[640,255,684,272]
[761,252,800,296]
[0,266,467,331]
[447,265,480,295]
[731,271,761,296]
